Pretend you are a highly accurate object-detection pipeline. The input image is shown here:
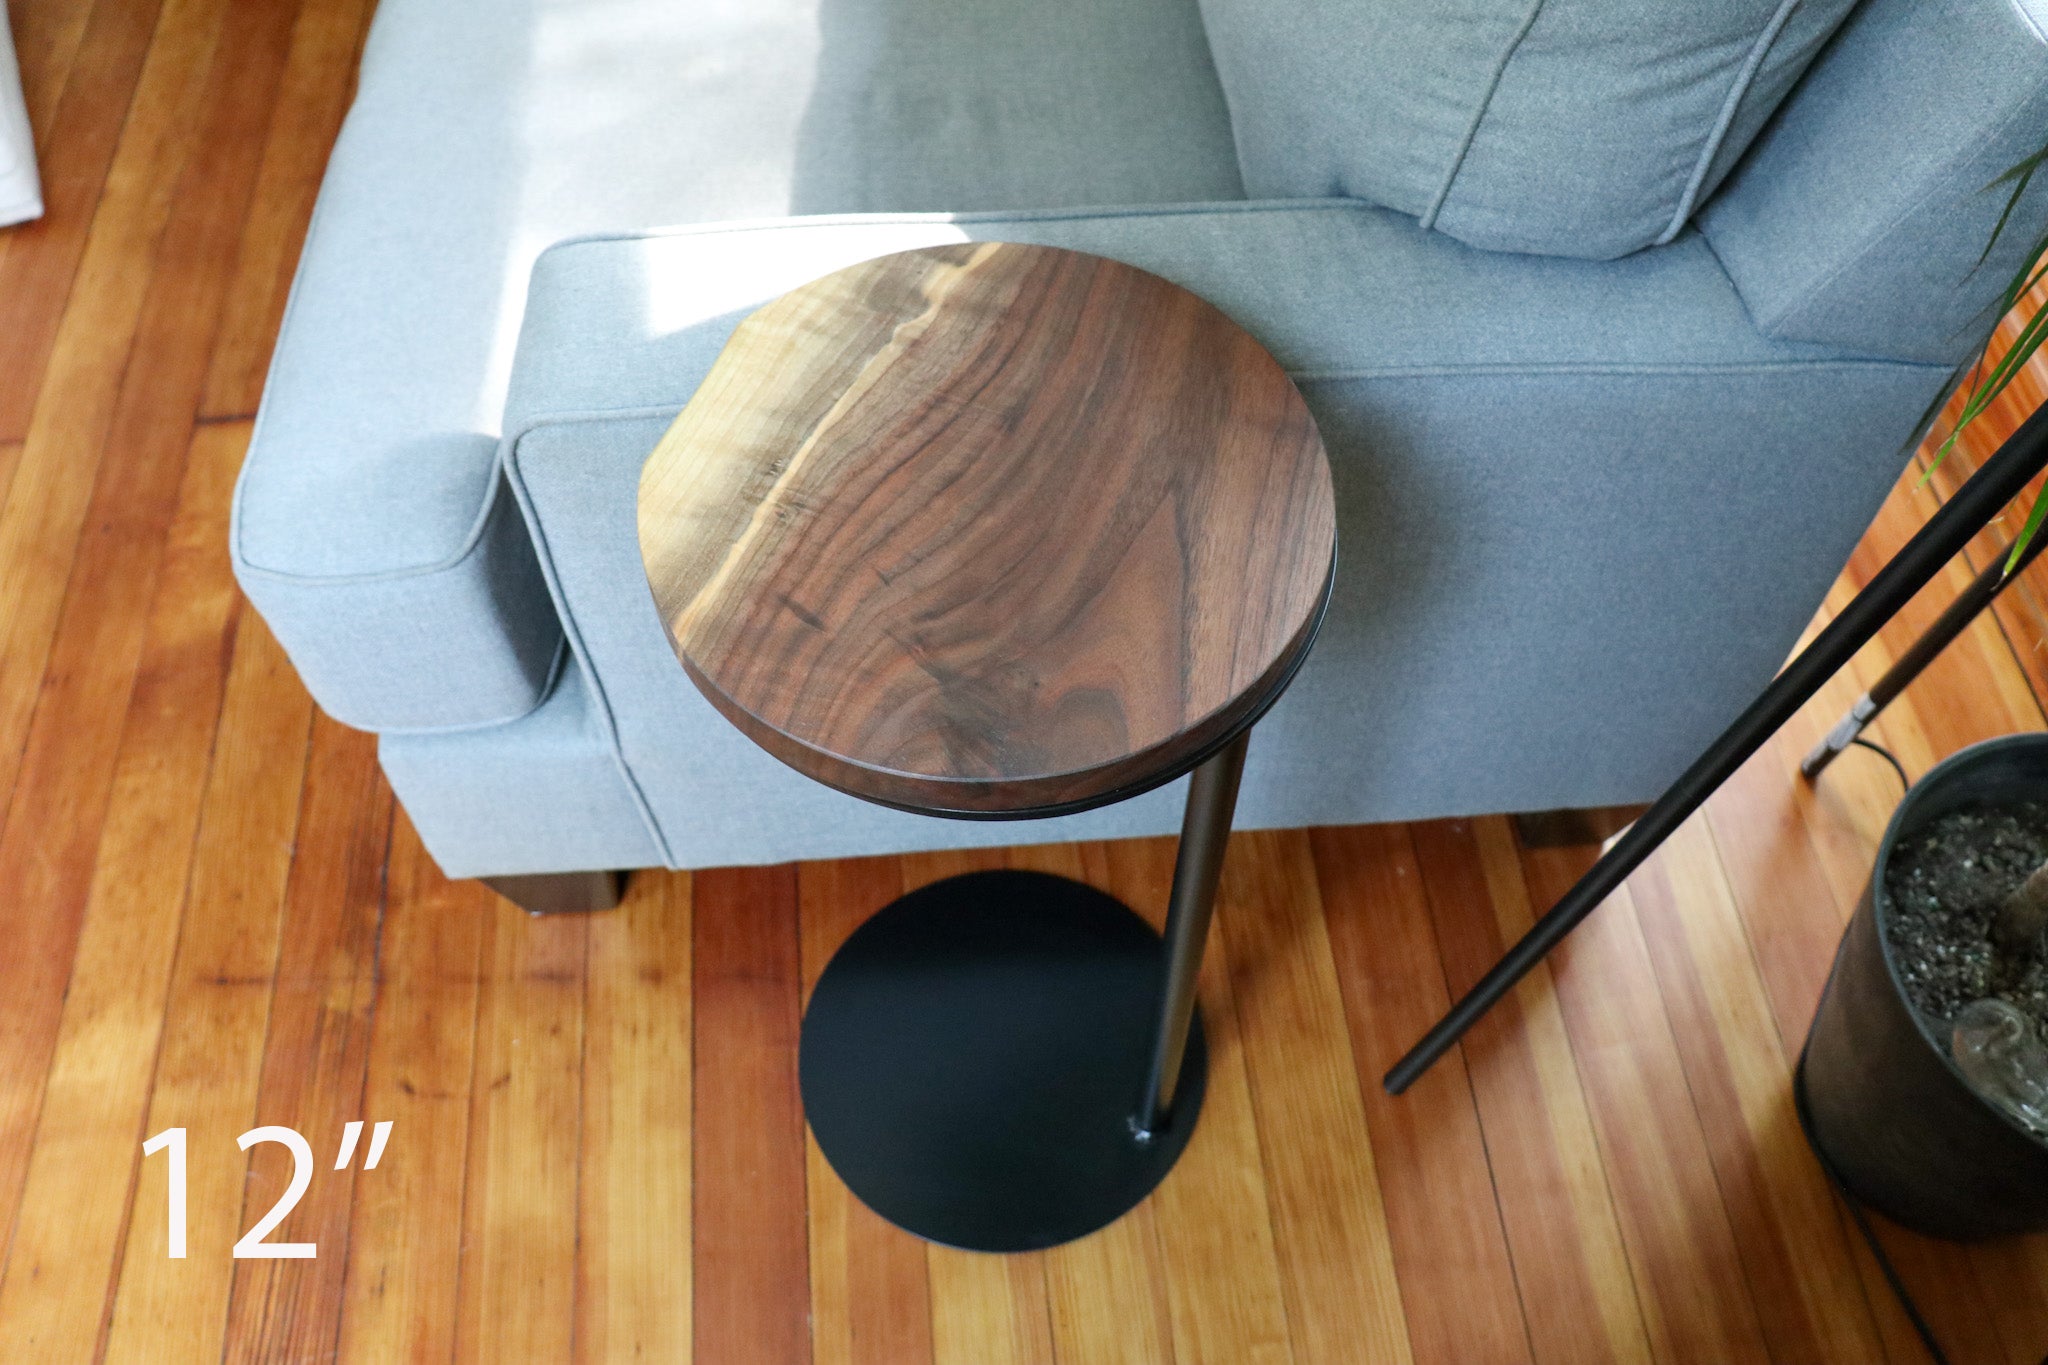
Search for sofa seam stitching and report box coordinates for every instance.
[512,365,1941,422]
[502,424,679,868]
[2012,0,2047,44]
[1289,357,1944,381]
[532,201,1361,261]
[234,464,515,584]
[1656,0,1805,247]
[1420,0,1546,232]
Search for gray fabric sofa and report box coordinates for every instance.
[234,0,2048,879]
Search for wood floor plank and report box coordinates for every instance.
[0,0,296,1199]
[1093,835,1292,1365]
[0,420,245,1361]
[451,900,588,1365]
[1965,1238,2048,1365]
[1766,585,2032,1365]
[799,854,934,1365]
[333,818,487,1364]
[926,1250,1058,1365]
[1618,821,1889,1364]
[97,615,312,1362]
[0,0,236,1239]
[1857,1217,2016,1365]
[1310,823,1532,1365]
[1844,471,2045,765]
[897,849,1059,1365]
[1703,744,1858,1048]
[1771,581,1914,910]
[1491,821,1770,1365]
[1219,828,1413,1365]
[218,713,390,1365]
[10,0,98,136]
[0,0,288,839]
[1694,741,1986,1365]
[693,864,809,1365]
[1006,841,1177,1365]
[577,870,694,1365]
[1412,819,1653,1365]
[0,0,170,442]
[199,0,374,419]
[902,845,1007,886]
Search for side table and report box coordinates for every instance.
[638,242,1336,1251]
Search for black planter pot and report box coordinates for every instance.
[1801,733,2048,1241]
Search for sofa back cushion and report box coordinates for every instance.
[1197,0,1863,260]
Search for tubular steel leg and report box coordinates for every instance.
[1135,729,1250,1138]
[1385,402,2048,1095]
[1802,524,2048,778]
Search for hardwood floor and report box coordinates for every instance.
[1,0,2045,1360]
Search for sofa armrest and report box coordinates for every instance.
[1699,0,2048,365]
[502,203,1954,869]
[508,201,1889,429]
[230,429,565,732]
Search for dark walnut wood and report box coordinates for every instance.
[637,242,1335,816]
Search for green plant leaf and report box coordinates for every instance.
[1923,142,2048,529]
[2007,484,2048,576]
[1979,146,2048,267]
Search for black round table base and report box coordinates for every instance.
[799,869,1207,1253]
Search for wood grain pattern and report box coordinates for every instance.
[1092,836,1294,1365]
[1312,822,1534,1365]
[1008,841,1179,1365]
[97,613,312,1364]
[219,712,390,1365]
[0,0,242,1249]
[0,0,170,441]
[1626,821,1888,1364]
[0,420,245,1362]
[1218,830,1414,1365]
[9,0,97,138]
[0,0,238,817]
[577,869,694,1365]
[199,0,378,419]
[898,848,1060,1365]
[5,10,2048,1360]
[638,242,1335,815]
[334,818,486,1364]
[800,856,933,1365]
[693,865,810,1365]
[451,902,586,1364]
[1489,819,1770,1365]
[1411,819,1655,1365]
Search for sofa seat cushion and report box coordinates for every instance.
[234,0,1242,730]
[1196,0,1860,261]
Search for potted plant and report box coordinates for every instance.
[1800,145,2048,1241]
[1801,735,2048,1238]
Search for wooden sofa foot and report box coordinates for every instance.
[1512,804,1649,849]
[481,869,628,915]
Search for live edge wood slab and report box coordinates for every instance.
[637,242,1336,817]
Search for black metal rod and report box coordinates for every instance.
[1135,728,1250,1136]
[1386,401,2048,1095]
[1802,519,2048,778]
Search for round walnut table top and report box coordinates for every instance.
[636,242,1336,818]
